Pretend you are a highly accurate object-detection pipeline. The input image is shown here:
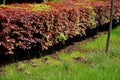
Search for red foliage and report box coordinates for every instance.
[0,1,120,54]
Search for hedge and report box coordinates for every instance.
[0,1,120,54]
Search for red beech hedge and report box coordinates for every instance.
[0,1,120,54]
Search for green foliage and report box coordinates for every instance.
[0,5,25,10]
[0,4,6,8]
[0,4,50,12]
[30,4,51,12]
[81,24,120,53]
[88,6,96,27]
[58,33,66,42]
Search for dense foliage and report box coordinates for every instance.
[0,1,120,54]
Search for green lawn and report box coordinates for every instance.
[0,25,120,80]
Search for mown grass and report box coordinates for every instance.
[0,25,120,80]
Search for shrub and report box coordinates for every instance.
[0,1,120,54]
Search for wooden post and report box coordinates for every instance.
[106,0,114,53]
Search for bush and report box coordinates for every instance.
[0,1,120,54]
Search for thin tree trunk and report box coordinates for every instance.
[3,0,6,5]
[43,0,46,2]
[106,0,114,53]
